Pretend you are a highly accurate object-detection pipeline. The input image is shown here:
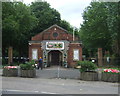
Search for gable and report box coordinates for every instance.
[31,24,78,41]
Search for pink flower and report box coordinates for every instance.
[4,66,17,70]
[103,69,120,73]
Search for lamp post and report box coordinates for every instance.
[73,27,75,41]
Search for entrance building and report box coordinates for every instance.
[29,25,82,67]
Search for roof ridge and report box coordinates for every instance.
[42,24,68,33]
[32,24,69,39]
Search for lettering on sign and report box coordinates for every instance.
[46,42,64,50]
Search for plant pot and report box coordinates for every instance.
[20,69,36,78]
[80,71,98,81]
[3,68,18,77]
[101,72,120,82]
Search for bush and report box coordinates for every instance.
[20,60,35,70]
[78,61,97,72]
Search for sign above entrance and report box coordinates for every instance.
[46,42,64,50]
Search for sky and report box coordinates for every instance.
[23,0,92,28]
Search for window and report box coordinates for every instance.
[73,49,79,61]
[53,32,58,38]
[32,49,38,60]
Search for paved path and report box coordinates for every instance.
[2,76,119,94]
[36,66,80,79]
[0,67,119,94]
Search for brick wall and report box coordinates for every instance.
[31,26,78,41]
[29,43,42,61]
[29,25,82,67]
[68,43,82,67]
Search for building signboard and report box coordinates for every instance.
[46,42,64,50]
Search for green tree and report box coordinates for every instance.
[2,1,79,63]
[13,2,37,57]
[30,1,77,38]
[2,2,18,56]
[58,20,73,33]
[30,1,61,35]
[80,2,112,56]
[2,2,37,58]
[80,1,120,58]
[105,2,120,56]
[58,20,80,39]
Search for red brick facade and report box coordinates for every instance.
[29,25,82,67]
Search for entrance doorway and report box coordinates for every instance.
[48,50,62,67]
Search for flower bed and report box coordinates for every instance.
[20,60,36,78]
[78,61,98,81]
[101,68,120,82]
[103,69,120,73]
[3,66,18,77]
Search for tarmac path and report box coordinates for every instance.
[0,66,119,95]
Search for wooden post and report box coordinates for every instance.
[8,46,13,65]
[98,48,103,67]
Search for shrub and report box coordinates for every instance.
[78,61,97,72]
[20,60,35,70]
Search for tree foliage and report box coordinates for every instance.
[2,2,37,57]
[30,1,79,36]
[58,20,74,33]
[2,1,77,60]
[30,2,61,35]
[80,2,120,56]
[106,2,120,56]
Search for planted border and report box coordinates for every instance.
[101,68,120,82]
[3,66,18,77]
[78,61,98,81]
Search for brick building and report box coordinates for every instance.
[29,24,82,67]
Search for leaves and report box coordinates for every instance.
[2,2,37,57]
[2,1,79,59]
[30,2,61,35]
[78,61,97,72]
[20,60,35,70]
[80,2,119,56]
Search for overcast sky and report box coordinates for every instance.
[23,0,92,28]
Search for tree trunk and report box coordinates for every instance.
[8,46,13,65]
[98,48,103,67]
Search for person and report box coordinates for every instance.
[38,57,43,70]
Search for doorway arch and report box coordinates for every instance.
[48,50,62,67]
